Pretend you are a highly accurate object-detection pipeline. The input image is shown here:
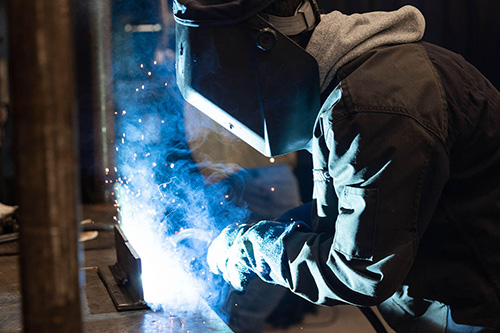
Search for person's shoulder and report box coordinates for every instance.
[420,41,495,98]
[336,42,448,140]
[338,42,434,86]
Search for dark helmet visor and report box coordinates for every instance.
[175,10,320,157]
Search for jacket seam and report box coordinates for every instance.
[416,43,449,147]
[335,43,450,156]
[332,108,449,159]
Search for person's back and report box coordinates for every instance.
[319,39,500,330]
[407,41,500,331]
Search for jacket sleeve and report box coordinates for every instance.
[276,111,449,306]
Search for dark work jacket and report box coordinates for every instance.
[281,42,500,331]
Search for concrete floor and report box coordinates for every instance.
[0,204,394,332]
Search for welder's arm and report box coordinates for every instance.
[277,112,449,306]
[208,113,448,303]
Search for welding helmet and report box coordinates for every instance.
[174,0,321,157]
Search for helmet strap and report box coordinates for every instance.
[258,0,320,36]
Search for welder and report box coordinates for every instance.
[173,0,500,331]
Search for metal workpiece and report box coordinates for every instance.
[98,225,149,311]
[79,206,232,332]
[8,0,82,331]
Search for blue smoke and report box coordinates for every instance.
[110,9,249,318]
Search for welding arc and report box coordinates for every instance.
[169,228,214,279]
[169,228,213,247]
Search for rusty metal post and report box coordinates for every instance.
[89,0,115,203]
[8,0,82,331]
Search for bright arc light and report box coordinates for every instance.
[118,210,205,310]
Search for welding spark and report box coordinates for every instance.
[156,177,178,197]
[112,56,250,318]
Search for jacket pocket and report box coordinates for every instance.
[333,186,378,260]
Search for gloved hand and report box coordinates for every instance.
[207,221,302,292]
[207,224,256,291]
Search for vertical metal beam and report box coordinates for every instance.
[89,0,115,203]
[8,0,82,331]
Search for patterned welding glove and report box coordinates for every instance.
[207,224,255,291]
[207,221,302,292]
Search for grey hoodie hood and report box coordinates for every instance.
[306,5,426,92]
